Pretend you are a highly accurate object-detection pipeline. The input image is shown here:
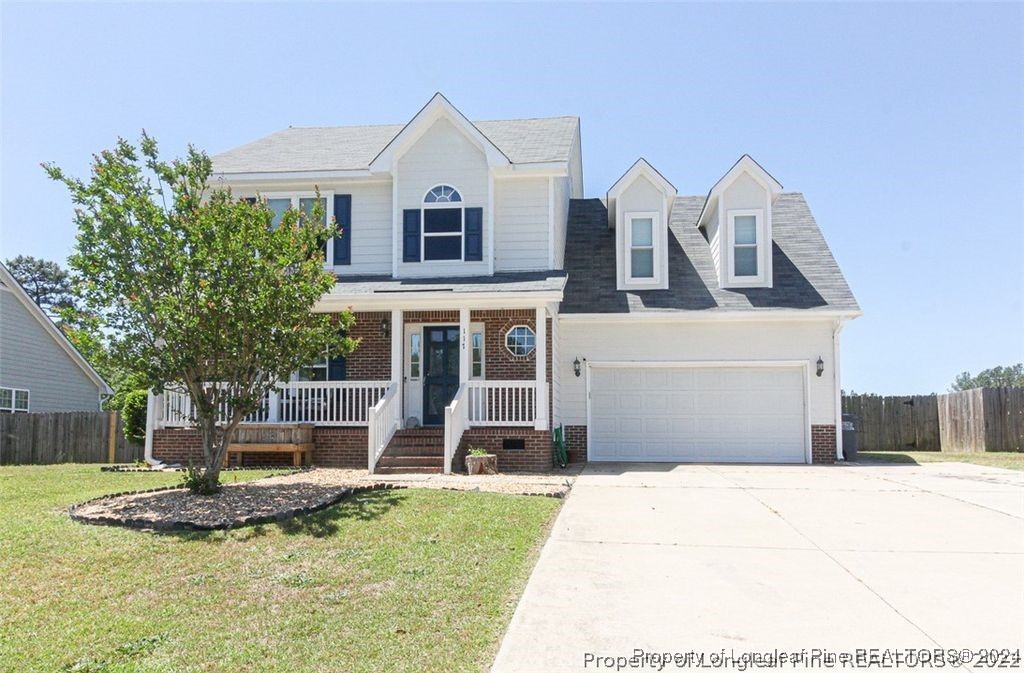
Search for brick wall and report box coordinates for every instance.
[153,427,368,468]
[564,424,587,463]
[811,424,837,464]
[458,426,552,472]
[345,311,390,380]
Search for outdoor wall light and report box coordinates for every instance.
[380,318,390,339]
[816,357,824,377]
[573,357,582,378]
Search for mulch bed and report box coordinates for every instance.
[69,473,398,532]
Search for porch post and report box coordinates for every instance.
[534,305,549,431]
[391,309,403,428]
[459,308,470,386]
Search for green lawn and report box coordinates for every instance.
[0,465,562,673]
[858,451,1024,471]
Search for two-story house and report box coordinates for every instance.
[147,93,860,473]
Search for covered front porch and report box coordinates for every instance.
[148,273,564,474]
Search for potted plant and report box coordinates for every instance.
[465,447,498,475]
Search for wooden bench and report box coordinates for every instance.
[224,423,315,467]
[224,442,314,467]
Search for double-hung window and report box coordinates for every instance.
[625,212,658,282]
[728,209,763,282]
[0,387,29,413]
[403,185,483,263]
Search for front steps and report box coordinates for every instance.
[375,427,446,474]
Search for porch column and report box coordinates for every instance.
[459,308,470,386]
[391,309,403,427]
[534,305,549,431]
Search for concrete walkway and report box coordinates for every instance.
[491,462,1024,672]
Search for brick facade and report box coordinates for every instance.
[811,424,837,464]
[564,424,588,463]
[457,427,553,472]
[152,426,369,468]
[346,312,390,380]
[312,427,368,468]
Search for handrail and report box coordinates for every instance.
[465,380,537,427]
[443,383,468,475]
[157,380,391,428]
[367,382,400,474]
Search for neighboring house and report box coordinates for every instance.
[148,93,860,472]
[0,262,112,413]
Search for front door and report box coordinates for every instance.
[422,326,460,425]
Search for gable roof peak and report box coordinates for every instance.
[607,157,677,199]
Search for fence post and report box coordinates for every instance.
[107,411,118,463]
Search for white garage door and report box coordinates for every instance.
[589,365,807,463]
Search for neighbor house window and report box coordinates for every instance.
[0,387,29,413]
[471,331,484,377]
[729,210,762,279]
[505,325,535,357]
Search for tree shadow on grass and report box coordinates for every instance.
[275,489,408,538]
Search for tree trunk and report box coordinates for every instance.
[199,415,222,493]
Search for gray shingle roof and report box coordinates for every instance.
[561,194,859,314]
[330,271,567,297]
[212,117,579,174]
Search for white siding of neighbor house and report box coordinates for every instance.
[494,177,549,271]
[556,318,837,427]
[551,176,570,269]
[616,174,670,290]
[0,289,102,412]
[396,117,489,277]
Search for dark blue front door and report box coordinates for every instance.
[423,326,460,426]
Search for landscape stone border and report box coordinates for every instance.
[68,478,404,532]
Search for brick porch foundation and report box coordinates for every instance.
[457,427,553,472]
[564,424,587,463]
[152,427,369,468]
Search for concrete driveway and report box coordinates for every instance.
[491,462,1024,672]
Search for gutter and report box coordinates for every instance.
[833,319,846,461]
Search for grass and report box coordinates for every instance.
[858,450,1024,471]
[0,465,562,673]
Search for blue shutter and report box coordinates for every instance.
[403,209,421,262]
[328,328,348,380]
[464,207,483,261]
[333,194,352,265]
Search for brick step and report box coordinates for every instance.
[391,427,444,438]
[383,445,445,457]
[374,465,444,474]
[386,436,445,448]
[377,455,444,468]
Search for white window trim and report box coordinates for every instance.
[471,329,485,379]
[416,183,467,263]
[624,211,661,286]
[726,208,767,286]
[0,387,30,413]
[504,324,536,357]
[246,191,336,271]
[407,323,485,379]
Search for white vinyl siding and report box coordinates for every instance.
[396,117,489,277]
[551,176,570,269]
[558,319,837,428]
[616,174,669,290]
[494,177,549,271]
[0,290,102,412]
[343,181,393,275]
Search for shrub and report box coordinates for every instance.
[120,389,149,443]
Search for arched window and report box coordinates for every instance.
[424,185,462,204]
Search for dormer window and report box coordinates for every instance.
[727,209,766,284]
[626,212,658,281]
[403,185,483,263]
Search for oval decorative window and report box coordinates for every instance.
[424,185,462,203]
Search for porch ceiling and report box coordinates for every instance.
[316,271,566,311]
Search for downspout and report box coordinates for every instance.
[833,320,845,461]
[144,390,160,466]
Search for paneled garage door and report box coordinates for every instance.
[588,364,807,463]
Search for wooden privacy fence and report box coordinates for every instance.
[843,388,1023,453]
[0,411,144,465]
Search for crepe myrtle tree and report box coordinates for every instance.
[45,133,355,493]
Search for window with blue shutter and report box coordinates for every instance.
[333,194,352,265]
[403,209,421,262]
[464,207,483,261]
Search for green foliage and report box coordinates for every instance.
[181,461,220,495]
[4,254,75,317]
[119,389,149,442]
[951,363,1024,391]
[468,447,490,457]
[44,132,356,493]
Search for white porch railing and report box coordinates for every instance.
[443,383,469,476]
[465,380,537,427]
[367,382,401,474]
[156,381,390,428]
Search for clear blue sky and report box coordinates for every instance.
[2,2,1021,395]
